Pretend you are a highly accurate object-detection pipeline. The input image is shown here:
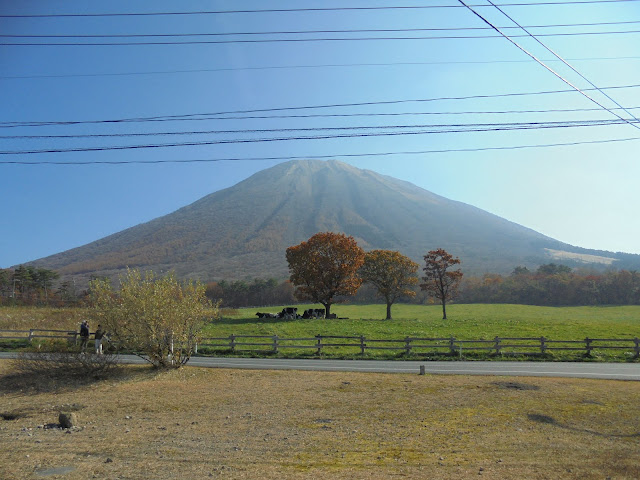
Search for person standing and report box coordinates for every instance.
[94,325,106,355]
[79,320,90,353]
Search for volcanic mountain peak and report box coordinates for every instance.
[30,159,638,283]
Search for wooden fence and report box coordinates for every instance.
[0,328,79,343]
[196,334,640,357]
[1,329,639,357]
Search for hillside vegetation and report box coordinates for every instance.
[28,160,640,285]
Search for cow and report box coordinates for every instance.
[302,308,326,319]
[255,312,278,319]
[278,307,298,319]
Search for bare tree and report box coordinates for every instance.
[421,248,463,320]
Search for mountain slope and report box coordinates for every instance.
[31,160,638,282]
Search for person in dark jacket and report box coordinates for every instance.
[79,320,90,353]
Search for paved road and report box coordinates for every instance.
[2,352,639,380]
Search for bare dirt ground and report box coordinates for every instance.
[1,360,639,479]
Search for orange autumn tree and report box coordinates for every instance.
[359,250,419,320]
[286,232,365,317]
[421,248,463,320]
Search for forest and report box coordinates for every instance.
[1,263,639,308]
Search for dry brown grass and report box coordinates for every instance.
[0,360,639,479]
[0,307,85,331]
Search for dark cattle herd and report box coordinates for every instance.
[255,307,329,319]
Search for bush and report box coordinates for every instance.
[89,269,218,368]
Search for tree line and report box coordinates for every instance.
[0,265,71,305]
[457,264,640,306]
[4,246,640,310]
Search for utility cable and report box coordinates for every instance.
[458,0,640,132]
[1,1,639,18]
[0,120,634,155]
[4,29,640,46]
[485,0,640,128]
[0,119,635,140]
[3,56,640,80]
[1,136,638,165]
[2,83,639,128]
[4,20,640,38]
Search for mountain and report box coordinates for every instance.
[30,160,639,283]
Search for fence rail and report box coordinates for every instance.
[1,329,639,358]
[195,334,640,358]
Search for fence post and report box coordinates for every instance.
[28,329,34,343]
[404,337,412,355]
[316,335,322,356]
[634,338,640,359]
[494,336,501,355]
[272,335,279,354]
[194,342,198,354]
[540,336,547,355]
[585,337,592,356]
[230,334,236,353]
[360,335,365,355]
[449,336,456,355]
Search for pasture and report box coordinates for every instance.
[210,303,640,340]
[1,304,639,360]
[0,361,638,479]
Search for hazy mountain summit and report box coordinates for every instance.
[31,160,637,283]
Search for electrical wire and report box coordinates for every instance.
[1,136,638,165]
[0,119,635,140]
[3,56,640,80]
[0,120,635,155]
[485,0,640,128]
[2,83,639,128]
[458,1,640,132]
[4,20,640,38]
[1,1,639,18]
[4,29,640,46]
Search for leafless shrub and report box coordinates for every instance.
[13,350,121,381]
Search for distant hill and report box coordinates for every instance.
[29,160,640,284]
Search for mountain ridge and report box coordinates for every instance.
[29,160,640,283]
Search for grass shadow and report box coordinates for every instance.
[528,413,640,439]
[214,315,303,327]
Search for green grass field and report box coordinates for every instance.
[209,303,640,339]
[2,303,639,360]
[200,303,640,361]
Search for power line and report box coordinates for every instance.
[5,29,640,46]
[1,1,638,18]
[0,119,635,140]
[0,120,634,155]
[4,20,640,38]
[2,83,639,128]
[3,56,640,80]
[485,0,640,129]
[2,136,638,165]
[458,1,640,132]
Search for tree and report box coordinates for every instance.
[286,232,365,316]
[536,263,572,276]
[89,269,217,368]
[420,248,463,320]
[359,250,419,320]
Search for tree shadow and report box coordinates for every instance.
[0,355,150,395]
[215,315,310,327]
[528,413,640,438]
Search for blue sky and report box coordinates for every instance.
[1,0,640,268]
